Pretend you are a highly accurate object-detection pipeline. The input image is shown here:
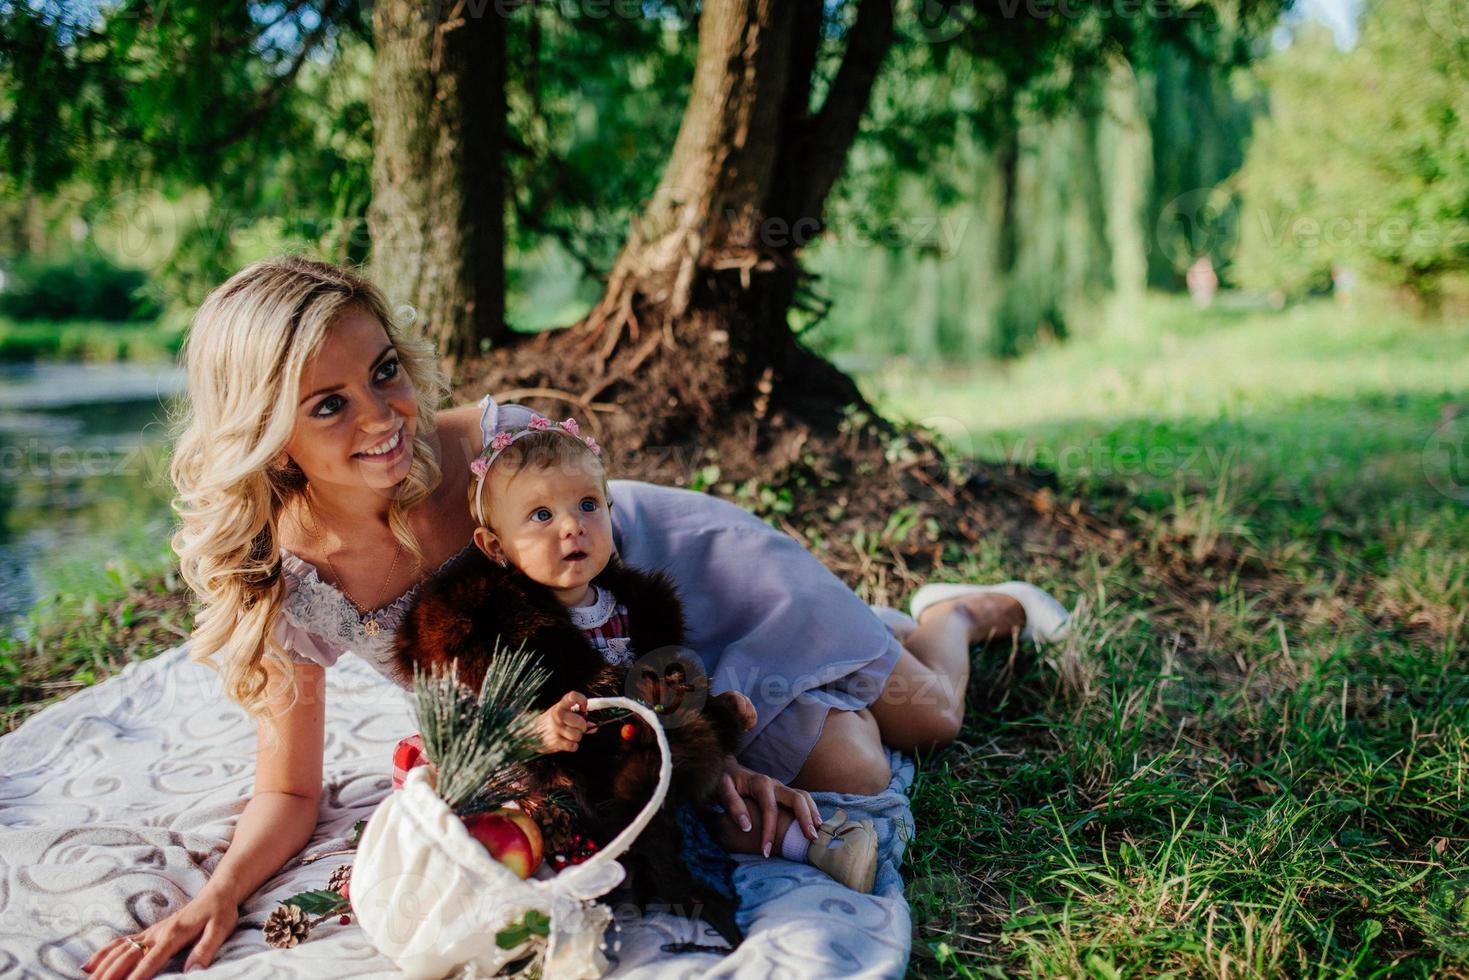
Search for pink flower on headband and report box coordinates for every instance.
[470,457,489,477]
[491,432,514,451]
[584,436,601,456]
[559,418,580,436]
[529,416,553,430]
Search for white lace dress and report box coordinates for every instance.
[273,546,470,685]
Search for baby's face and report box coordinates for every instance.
[480,456,613,601]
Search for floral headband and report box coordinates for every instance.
[471,397,601,526]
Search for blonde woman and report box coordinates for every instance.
[82,257,1067,979]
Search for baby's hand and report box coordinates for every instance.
[534,691,599,753]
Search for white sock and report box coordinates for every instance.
[779,818,812,862]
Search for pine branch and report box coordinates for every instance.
[412,644,550,812]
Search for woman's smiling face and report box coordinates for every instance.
[284,306,419,493]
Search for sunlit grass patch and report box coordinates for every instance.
[870,295,1469,976]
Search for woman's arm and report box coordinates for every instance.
[85,659,327,979]
[205,657,327,905]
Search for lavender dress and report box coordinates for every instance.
[275,399,903,783]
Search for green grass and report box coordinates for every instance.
[0,316,185,362]
[860,294,1469,976]
[0,548,189,732]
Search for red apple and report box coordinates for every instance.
[502,807,545,870]
[462,810,540,879]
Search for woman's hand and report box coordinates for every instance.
[534,691,599,753]
[716,755,821,857]
[82,885,238,979]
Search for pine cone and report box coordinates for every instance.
[326,864,352,895]
[524,795,578,855]
[263,903,311,949]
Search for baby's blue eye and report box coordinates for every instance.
[532,507,552,522]
[580,498,598,513]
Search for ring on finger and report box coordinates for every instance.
[124,935,150,953]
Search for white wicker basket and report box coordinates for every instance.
[351,697,672,979]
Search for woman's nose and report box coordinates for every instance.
[363,390,395,430]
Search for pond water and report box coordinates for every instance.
[0,362,184,631]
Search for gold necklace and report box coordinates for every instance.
[304,492,405,637]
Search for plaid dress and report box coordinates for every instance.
[567,585,634,668]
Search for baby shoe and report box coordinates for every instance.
[808,808,878,894]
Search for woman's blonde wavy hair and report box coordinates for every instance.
[170,257,449,727]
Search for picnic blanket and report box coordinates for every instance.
[0,644,915,978]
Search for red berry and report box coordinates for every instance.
[339,915,351,925]
[620,723,636,741]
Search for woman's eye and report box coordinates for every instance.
[532,508,552,522]
[375,358,400,382]
[314,394,345,417]
[580,498,598,513]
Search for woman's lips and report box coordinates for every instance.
[355,427,406,463]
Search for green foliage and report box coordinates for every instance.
[0,1,375,308]
[495,909,550,950]
[0,250,160,321]
[1234,4,1469,303]
[0,316,182,361]
[411,647,549,813]
[1,558,188,733]
[283,889,350,917]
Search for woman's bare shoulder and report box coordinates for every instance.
[435,402,487,462]
[424,401,484,511]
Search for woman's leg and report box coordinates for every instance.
[790,596,1028,792]
[866,593,1024,751]
[789,707,891,795]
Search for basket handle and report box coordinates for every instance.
[573,696,672,870]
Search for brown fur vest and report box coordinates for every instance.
[392,548,748,947]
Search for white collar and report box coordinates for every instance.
[566,585,618,630]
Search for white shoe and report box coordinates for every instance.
[868,605,919,639]
[909,581,1071,644]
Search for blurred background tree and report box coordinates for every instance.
[1233,0,1469,308]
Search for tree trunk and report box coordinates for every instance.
[469,0,895,475]
[369,0,508,364]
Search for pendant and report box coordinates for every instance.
[364,617,381,637]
